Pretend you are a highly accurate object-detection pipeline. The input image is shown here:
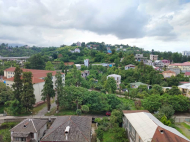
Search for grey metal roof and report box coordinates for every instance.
[41,116,92,142]
[12,132,30,137]
[11,119,47,133]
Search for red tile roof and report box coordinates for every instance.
[6,76,44,84]
[170,62,190,66]
[162,70,176,74]
[4,67,64,84]
[185,72,190,76]
[64,62,74,66]
[152,127,189,142]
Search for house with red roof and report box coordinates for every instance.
[169,62,190,71]
[184,72,190,77]
[4,67,65,105]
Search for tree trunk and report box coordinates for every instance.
[47,95,51,111]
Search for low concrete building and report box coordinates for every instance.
[162,59,170,66]
[150,55,158,61]
[162,70,176,78]
[154,60,164,67]
[10,118,47,142]
[144,60,154,66]
[41,116,92,142]
[123,110,189,142]
[125,64,135,70]
[81,70,90,79]
[178,83,190,98]
[130,82,151,89]
[162,87,172,92]
[107,74,121,89]
[75,64,81,70]
[134,54,147,62]
[75,48,80,53]
[168,67,180,75]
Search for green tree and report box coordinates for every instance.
[111,127,128,142]
[156,105,175,120]
[81,105,89,113]
[160,115,171,126]
[41,73,55,112]
[12,67,23,101]
[55,72,64,112]
[104,77,117,93]
[21,72,36,112]
[95,128,103,142]
[168,86,181,95]
[119,52,123,58]
[45,61,55,71]
[28,54,45,69]
[0,82,13,105]
[81,42,85,47]
[142,95,162,112]
[76,109,82,115]
[5,100,20,115]
[151,84,163,95]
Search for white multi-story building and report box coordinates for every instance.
[74,48,80,53]
[182,51,190,56]
[4,67,65,105]
[107,74,121,89]
[123,110,189,142]
[77,42,81,47]
[84,59,89,67]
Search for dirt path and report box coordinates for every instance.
[91,123,97,142]
[35,101,57,116]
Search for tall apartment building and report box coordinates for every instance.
[77,42,81,47]
[150,54,158,61]
[182,51,190,56]
[4,67,65,105]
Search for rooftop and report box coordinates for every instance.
[130,82,148,86]
[170,62,190,66]
[178,83,190,89]
[162,70,176,74]
[125,64,135,67]
[123,111,189,142]
[11,119,47,134]
[185,72,190,76]
[41,116,92,142]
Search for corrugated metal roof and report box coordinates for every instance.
[178,83,190,89]
[124,112,157,142]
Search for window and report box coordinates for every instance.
[21,137,26,141]
[14,137,20,141]
[7,84,9,86]
[31,133,34,138]
[62,75,64,77]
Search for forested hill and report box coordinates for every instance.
[0,42,190,63]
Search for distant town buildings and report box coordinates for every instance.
[168,62,190,73]
[4,67,65,105]
[168,67,180,75]
[107,74,121,89]
[77,41,81,47]
[122,110,189,142]
[154,60,164,67]
[150,54,158,61]
[184,72,190,77]
[11,118,47,142]
[182,51,190,56]
[125,64,135,70]
[84,59,89,67]
[144,60,154,66]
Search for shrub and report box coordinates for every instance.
[135,100,142,110]
[76,109,82,115]
[81,105,89,113]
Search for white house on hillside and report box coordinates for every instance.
[75,48,80,53]
[107,74,121,89]
[84,59,89,67]
[125,64,135,70]
[75,64,81,70]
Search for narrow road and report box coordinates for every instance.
[35,101,57,116]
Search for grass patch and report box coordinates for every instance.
[32,103,47,115]
[55,109,76,116]
[173,123,190,139]
[0,105,4,114]
[103,130,115,142]
[182,122,190,129]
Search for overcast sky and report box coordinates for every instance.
[0,0,190,52]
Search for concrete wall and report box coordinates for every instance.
[4,71,14,78]
[33,82,45,103]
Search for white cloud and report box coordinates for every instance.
[0,0,189,52]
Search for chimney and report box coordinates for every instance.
[65,126,70,140]
[158,127,164,134]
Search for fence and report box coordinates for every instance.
[175,117,190,123]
